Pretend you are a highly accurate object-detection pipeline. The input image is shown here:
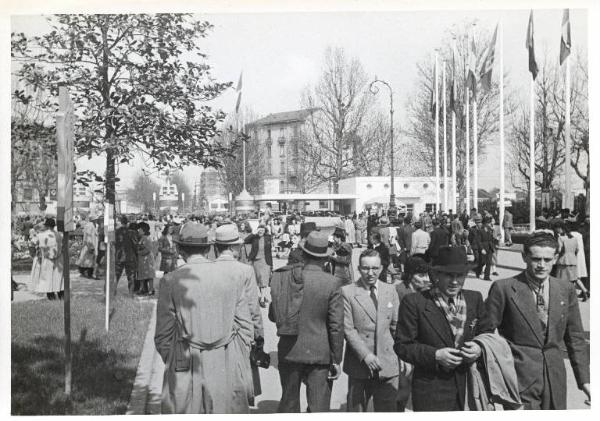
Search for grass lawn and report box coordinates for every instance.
[11,293,154,415]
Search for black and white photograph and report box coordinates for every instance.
[3,0,595,415]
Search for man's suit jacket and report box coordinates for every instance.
[397,225,414,251]
[394,289,491,411]
[342,281,399,379]
[427,227,450,259]
[273,263,344,365]
[484,272,589,409]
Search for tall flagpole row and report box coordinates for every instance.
[499,20,506,244]
[442,62,448,212]
[435,52,440,213]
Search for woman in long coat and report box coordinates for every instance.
[158,224,178,274]
[137,222,156,296]
[32,218,64,300]
[77,216,97,278]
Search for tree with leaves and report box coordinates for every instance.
[12,14,236,220]
[300,47,375,193]
[126,171,161,213]
[11,84,58,211]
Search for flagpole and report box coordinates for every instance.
[529,75,536,231]
[564,53,571,211]
[443,61,448,212]
[452,38,457,213]
[499,20,506,244]
[473,95,478,212]
[435,52,440,213]
[465,88,470,213]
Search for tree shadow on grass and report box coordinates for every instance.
[11,329,137,415]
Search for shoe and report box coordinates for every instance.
[581,293,588,302]
[492,271,499,276]
[484,277,492,281]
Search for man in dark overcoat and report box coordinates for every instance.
[394,246,492,411]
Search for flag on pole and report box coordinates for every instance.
[526,10,539,80]
[466,30,478,96]
[235,72,243,113]
[560,9,571,65]
[479,24,498,91]
[449,42,457,112]
[430,61,437,119]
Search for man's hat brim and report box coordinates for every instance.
[214,238,243,245]
[174,238,211,246]
[299,242,331,258]
[431,263,476,273]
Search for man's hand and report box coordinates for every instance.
[258,287,269,308]
[481,249,487,255]
[582,383,590,403]
[363,353,382,373]
[327,363,341,380]
[460,341,482,363]
[435,347,463,369]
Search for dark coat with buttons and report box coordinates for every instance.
[394,289,491,411]
[483,272,589,409]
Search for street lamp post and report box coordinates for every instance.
[369,77,396,214]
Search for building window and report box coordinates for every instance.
[319,200,328,209]
[384,183,390,189]
[423,183,429,189]
[267,144,272,158]
[265,161,272,176]
[406,204,414,213]
[279,143,285,157]
[280,160,285,175]
[366,184,372,189]
[425,203,436,213]
[267,128,271,139]
[23,187,33,201]
[404,183,410,189]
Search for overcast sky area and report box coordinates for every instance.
[10,5,589,192]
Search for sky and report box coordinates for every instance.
[8,2,590,192]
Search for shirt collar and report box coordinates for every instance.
[524,272,548,291]
[360,279,379,291]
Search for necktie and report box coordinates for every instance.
[370,286,378,310]
[448,297,456,314]
[533,287,548,329]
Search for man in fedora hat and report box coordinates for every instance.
[269,231,344,412]
[287,221,317,265]
[394,246,492,411]
[155,223,254,413]
[213,223,266,406]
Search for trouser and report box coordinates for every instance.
[115,260,137,294]
[521,364,555,410]
[504,228,512,244]
[356,229,366,244]
[475,250,493,279]
[346,375,399,412]
[277,361,332,412]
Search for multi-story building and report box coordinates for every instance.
[246,108,317,195]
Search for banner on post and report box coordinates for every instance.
[57,86,75,232]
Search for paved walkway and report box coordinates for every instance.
[124,246,590,412]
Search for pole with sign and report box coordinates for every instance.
[56,86,75,397]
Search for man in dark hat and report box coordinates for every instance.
[154,223,254,414]
[469,215,495,280]
[427,219,450,262]
[269,231,344,412]
[287,221,317,265]
[394,246,492,411]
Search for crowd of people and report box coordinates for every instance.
[11,204,590,413]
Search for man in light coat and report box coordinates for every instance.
[410,220,430,258]
[502,208,514,246]
[342,249,400,412]
[155,224,254,414]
